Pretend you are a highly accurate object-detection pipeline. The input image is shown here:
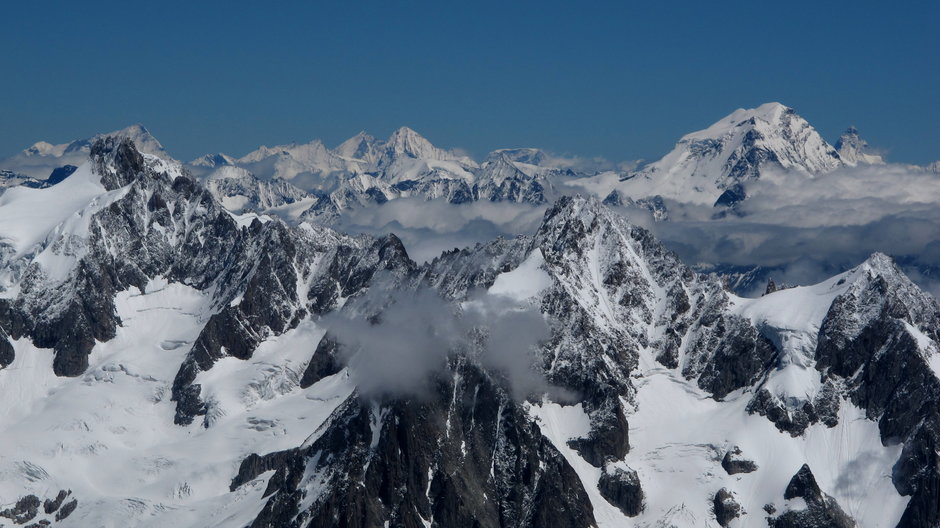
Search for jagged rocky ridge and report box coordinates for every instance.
[0,138,938,527]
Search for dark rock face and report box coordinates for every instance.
[721,446,757,475]
[713,183,746,208]
[692,315,778,400]
[598,466,644,517]
[567,397,630,467]
[0,333,13,367]
[725,127,779,185]
[746,382,840,436]
[764,278,778,295]
[55,499,77,521]
[0,255,124,377]
[42,489,69,514]
[0,490,72,526]
[769,464,855,528]
[747,388,814,436]
[46,164,78,185]
[236,363,596,528]
[0,494,40,524]
[602,189,627,207]
[712,488,741,527]
[299,334,343,389]
[230,449,301,492]
[92,136,146,190]
[895,415,940,528]
[784,464,822,500]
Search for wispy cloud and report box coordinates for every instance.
[321,283,556,400]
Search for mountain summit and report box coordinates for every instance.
[835,126,885,166]
[618,102,843,207]
[382,126,452,162]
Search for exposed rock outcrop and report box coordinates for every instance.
[598,465,644,517]
[713,488,742,526]
[769,464,854,528]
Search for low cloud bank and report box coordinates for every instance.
[620,163,940,296]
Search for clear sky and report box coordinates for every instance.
[1,0,938,164]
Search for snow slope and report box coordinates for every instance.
[729,269,861,401]
[0,279,353,527]
[625,370,906,528]
[0,162,107,257]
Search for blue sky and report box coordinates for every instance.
[1,1,937,164]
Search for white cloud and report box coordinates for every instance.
[321,283,554,400]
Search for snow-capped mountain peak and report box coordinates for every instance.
[87,123,167,158]
[334,131,381,164]
[237,139,330,165]
[618,102,843,207]
[835,125,885,166]
[189,152,236,168]
[488,147,549,166]
[383,126,443,160]
[683,101,791,141]
[480,152,528,184]
[23,140,63,157]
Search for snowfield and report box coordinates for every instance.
[0,163,107,257]
[0,279,353,527]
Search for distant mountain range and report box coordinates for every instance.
[2,103,919,225]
